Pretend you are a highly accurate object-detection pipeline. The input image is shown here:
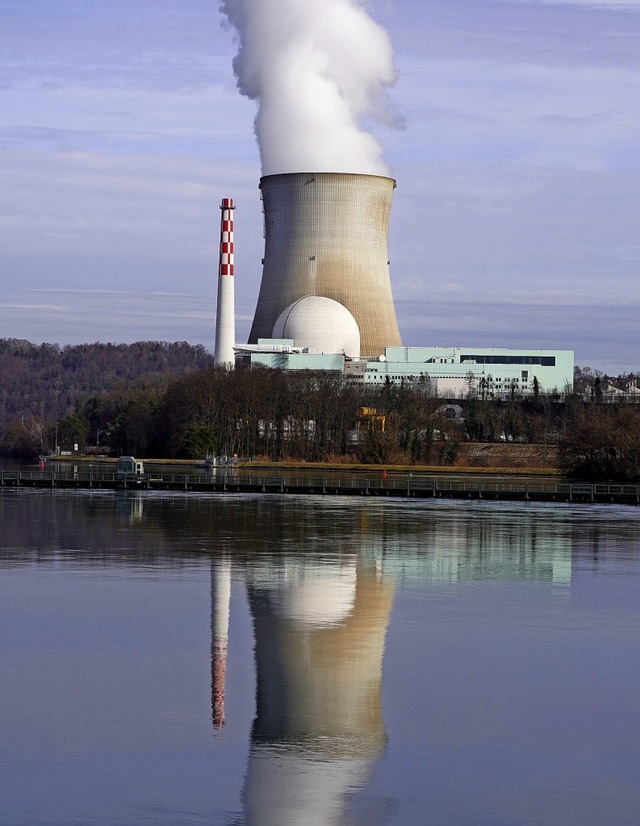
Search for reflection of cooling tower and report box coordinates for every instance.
[242,565,394,826]
[249,567,393,753]
[249,173,402,357]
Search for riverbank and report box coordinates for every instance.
[43,442,562,478]
[241,460,562,478]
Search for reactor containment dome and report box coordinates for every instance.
[272,296,361,358]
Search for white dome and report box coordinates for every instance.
[269,564,358,627]
[272,296,360,358]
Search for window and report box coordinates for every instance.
[461,355,556,367]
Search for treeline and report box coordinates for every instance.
[559,404,640,482]
[0,338,213,455]
[3,353,640,481]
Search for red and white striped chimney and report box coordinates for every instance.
[214,198,236,367]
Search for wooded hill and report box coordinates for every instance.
[0,339,212,454]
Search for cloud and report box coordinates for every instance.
[392,56,640,172]
[0,145,265,305]
[220,0,400,175]
[397,297,640,374]
[2,1,231,92]
[1,0,639,373]
[536,1,639,8]
[389,160,640,312]
[0,289,217,349]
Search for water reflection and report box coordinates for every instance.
[3,491,640,825]
[208,498,577,825]
[3,489,636,577]
[211,547,394,825]
[212,556,231,730]
[375,505,573,586]
[115,492,145,523]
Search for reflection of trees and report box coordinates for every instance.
[0,494,393,567]
[3,491,632,578]
[0,493,177,566]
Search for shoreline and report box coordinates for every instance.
[44,454,564,478]
[4,465,637,505]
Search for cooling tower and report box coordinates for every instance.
[249,173,402,357]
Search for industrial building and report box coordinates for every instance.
[235,339,346,372]
[350,346,575,396]
[214,175,575,396]
[236,341,574,397]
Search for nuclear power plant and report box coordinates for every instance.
[248,172,401,358]
[211,0,576,390]
[214,176,575,396]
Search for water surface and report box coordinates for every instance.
[1,490,639,825]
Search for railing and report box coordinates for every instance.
[1,470,639,504]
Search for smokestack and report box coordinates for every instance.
[249,173,402,357]
[211,557,232,730]
[214,198,236,367]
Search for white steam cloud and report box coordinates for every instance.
[220,0,398,176]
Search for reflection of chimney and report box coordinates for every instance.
[214,197,236,367]
[211,557,231,729]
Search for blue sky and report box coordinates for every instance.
[1,0,639,372]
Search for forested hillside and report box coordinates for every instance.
[0,339,213,455]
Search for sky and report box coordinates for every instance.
[1,0,639,373]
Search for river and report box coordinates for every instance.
[1,489,639,825]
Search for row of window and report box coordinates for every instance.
[366,374,533,385]
[461,355,556,366]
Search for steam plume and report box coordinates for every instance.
[220,0,398,176]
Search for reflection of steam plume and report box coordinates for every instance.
[242,561,394,825]
[211,557,231,729]
[220,0,398,175]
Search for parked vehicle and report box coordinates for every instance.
[115,456,144,478]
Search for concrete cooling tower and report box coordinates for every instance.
[248,173,402,358]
